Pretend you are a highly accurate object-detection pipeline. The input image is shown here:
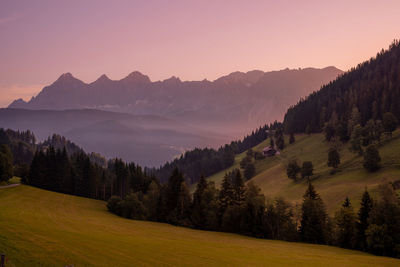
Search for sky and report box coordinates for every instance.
[0,0,399,107]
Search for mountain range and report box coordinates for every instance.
[5,67,342,166]
[9,67,342,135]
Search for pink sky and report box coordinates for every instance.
[0,0,399,107]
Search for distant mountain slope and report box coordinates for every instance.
[0,109,229,167]
[284,41,400,133]
[9,67,342,136]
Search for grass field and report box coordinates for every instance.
[206,130,400,214]
[1,185,399,266]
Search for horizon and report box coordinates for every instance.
[3,65,342,107]
[1,0,399,107]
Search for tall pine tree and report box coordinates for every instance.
[356,189,373,251]
[300,182,329,244]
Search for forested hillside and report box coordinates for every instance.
[0,108,227,167]
[154,123,280,184]
[284,40,400,134]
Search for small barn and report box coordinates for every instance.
[263,146,277,157]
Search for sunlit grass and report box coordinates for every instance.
[0,185,399,266]
[207,130,400,214]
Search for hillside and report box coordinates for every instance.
[206,129,400,214]
[284,40,400,134]
[0,185,398,266]
[8,67,342,137]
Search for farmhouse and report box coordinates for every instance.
[263,146,277,157]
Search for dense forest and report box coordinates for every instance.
[284,40,400,134]
[27,147,155,201]
[0,128,111,187]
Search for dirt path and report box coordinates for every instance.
[0,183,20,189]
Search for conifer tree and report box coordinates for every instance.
[350,124,364,155]
[334,197,356,248]
[176,181,191,224]
[301,161,314,180]
[366,183,400,256]
[289,133,295,144]
[165,167,185,212]
[240,182,266,237]
[300,182,328,244]
[382,112,398,137]
[348,107,361,135]
[191,175,208,227]
[0,144,13,182]
[164,168,191,224]
[191,176,218,229]
[327,148,340,169]
[233,170,246,205]
[218,172,234,225]
[336,121,349,142]
[276,135,285,150]
[143,180,161,221]
[356,189,373,251]
[324,122,336,142]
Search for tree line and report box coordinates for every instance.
[26,146,156,201]
[0,128,110,184]
[109,166,400,258]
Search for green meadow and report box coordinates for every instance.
[206,130,400,214]
[1,185,399,266]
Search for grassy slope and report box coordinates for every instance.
[207,130,400,213]
[1,186,399,266]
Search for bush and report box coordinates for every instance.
[301,161,314,180]
[286,160,300,181]
[240,155,252,169]
[254,151,265,160]
[107,196,122,214]
[363,145,381,172]
[327,148,340,169]
[244,163,256,180]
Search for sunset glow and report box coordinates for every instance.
[1,0,399,106]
